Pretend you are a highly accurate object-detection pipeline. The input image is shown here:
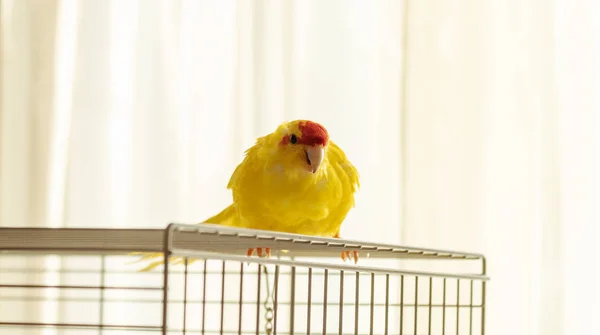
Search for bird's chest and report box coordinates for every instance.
[236,176,340,235]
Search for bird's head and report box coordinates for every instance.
[264,120,330,174]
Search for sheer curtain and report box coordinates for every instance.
[0,0,403,235]
[401,1,597,335]
[0,0,597,335]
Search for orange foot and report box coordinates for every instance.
[334,233,359,264]
[341,250,359,263]
[246,247,272,258]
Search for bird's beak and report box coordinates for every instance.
[305,145,324,173]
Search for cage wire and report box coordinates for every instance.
[0,223,487,335]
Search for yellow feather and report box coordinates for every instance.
[133,120,359,270]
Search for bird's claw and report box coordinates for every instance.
[341,250,359,264]
[334,233,359,264]
[247,247,272,258]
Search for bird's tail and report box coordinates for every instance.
[202,204,237,226]
[132,204,237,272]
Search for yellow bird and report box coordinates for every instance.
[135,120,360,271]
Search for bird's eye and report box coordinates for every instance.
[290,134,298,144]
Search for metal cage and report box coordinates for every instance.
[0,223,488,335]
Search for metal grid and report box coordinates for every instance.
[0,223,488,335]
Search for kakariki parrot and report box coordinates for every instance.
[134,120,360,271]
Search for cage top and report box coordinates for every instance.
[0,223,484,261]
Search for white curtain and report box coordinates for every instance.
[0,1,597,335]
[401,2,597,335]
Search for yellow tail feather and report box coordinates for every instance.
[129,205,237,271]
